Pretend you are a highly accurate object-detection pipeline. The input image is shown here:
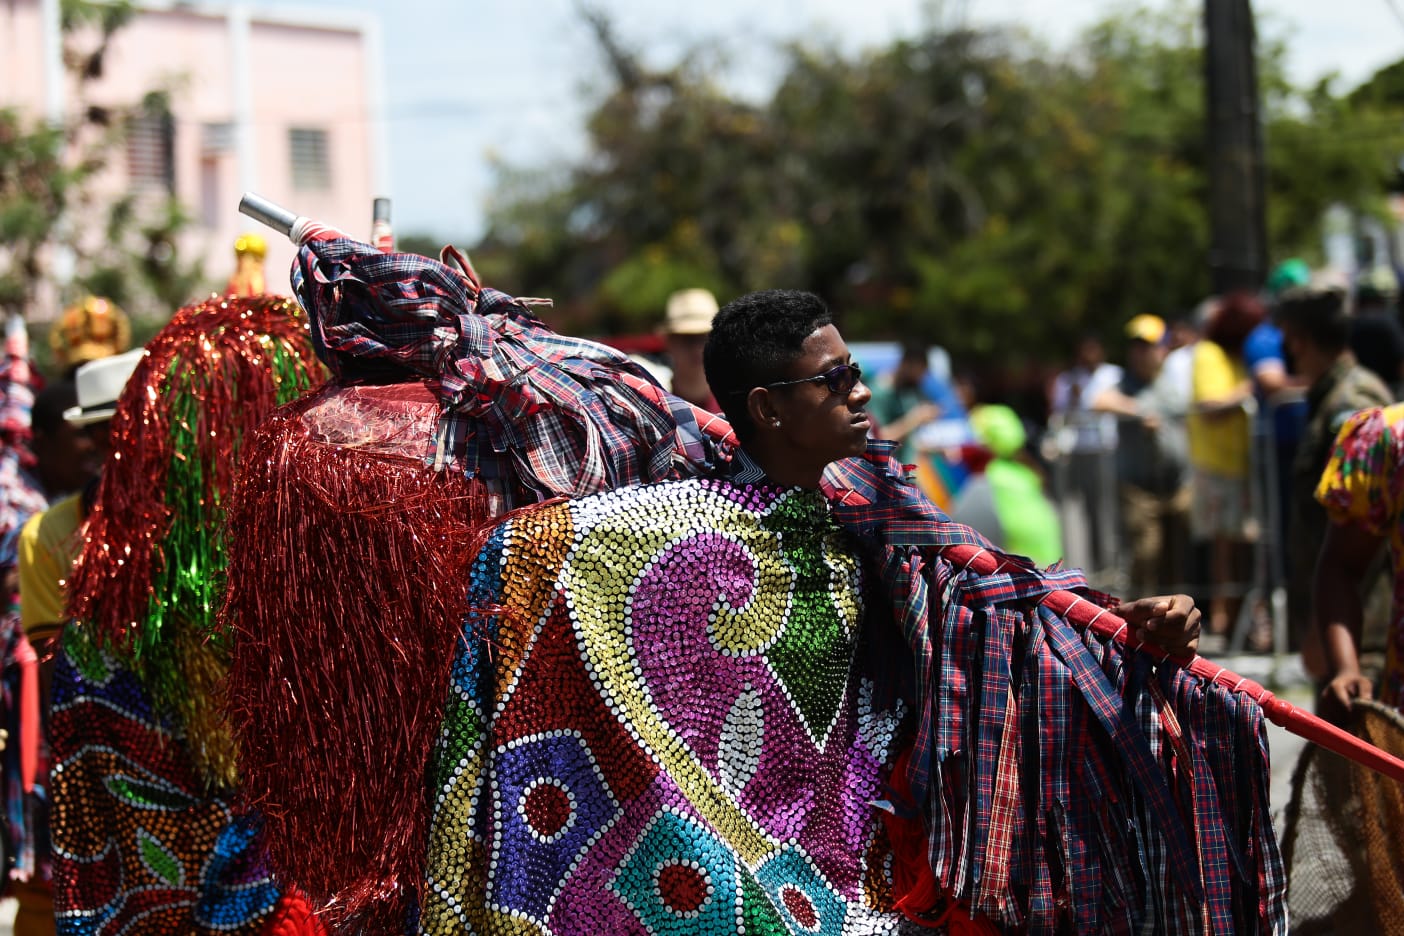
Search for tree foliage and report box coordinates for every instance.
[474,3,1404,362]
[0,0,201,319]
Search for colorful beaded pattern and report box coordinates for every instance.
[424,479,909,934]
[49,632,282,935]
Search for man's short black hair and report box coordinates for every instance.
[31,381,77,437]
[899,340,928,366]
[704,290,833,443]
[1277,288,1349,353]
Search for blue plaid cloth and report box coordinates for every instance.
[822,445,1286,933]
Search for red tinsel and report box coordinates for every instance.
[221,382,498,932]
[66,295,322,650]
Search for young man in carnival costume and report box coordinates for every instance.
[218,222,1287,934]
[45,295,326,935]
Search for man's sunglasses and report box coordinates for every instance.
[760,362,863,396]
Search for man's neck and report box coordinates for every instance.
[741,440,822,490]
[1301,350,1340,387]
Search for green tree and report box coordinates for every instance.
[479,3,1404,359]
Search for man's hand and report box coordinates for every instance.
[1117,594,1200,658]
[1320,669,1374,726]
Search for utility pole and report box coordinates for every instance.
[1204,0,1267,293]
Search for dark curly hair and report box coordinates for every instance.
[1204,291,1266,357]
[703,290,833,443]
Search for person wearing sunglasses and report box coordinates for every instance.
[707,291,874,489]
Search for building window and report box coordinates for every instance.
[289,127,331,191]
[127,112,175,193]
[202,122,235,156]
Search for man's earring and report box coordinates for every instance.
[772,419,781,428]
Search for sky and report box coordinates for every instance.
[248,0,1404,240]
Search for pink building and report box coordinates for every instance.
[0,0,386,316]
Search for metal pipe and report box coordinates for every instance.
[238,193,298,237]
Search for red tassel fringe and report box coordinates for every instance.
[66,294,322,648]
[221,382,498,932]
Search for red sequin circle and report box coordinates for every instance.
[656,862,708,914]
[522,781,573,838]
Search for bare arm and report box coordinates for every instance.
[1193,378,1253,417]
[1090,387,1140,419]
[878,402,941,444]
[1314,521,1385,723]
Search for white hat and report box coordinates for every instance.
[64,348,144,426]
[663,289,719,335]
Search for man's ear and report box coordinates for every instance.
[746,387,779,430]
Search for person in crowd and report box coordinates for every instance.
[226,232,269,298]
[1167,315,1200,353]
[1188,292,1263,636]
[1092,314,1192,595]
[1277,284,1393,684]
[869,341,941,466]
[950,402,1063,566]
[1315,401,1404,724]
[661,288,721,411]
[1048,333,1121,573]
[17,352,141,654]
[1347,265,1404,396]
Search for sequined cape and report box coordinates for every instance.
[424,478,915,935]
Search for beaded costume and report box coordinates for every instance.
[423,479,909,934]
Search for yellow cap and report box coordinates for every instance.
[1124,314,1166,345]
[234,233,267,259]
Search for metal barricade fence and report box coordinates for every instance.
[1228,392,1305,656]
[1041,398,1297,657]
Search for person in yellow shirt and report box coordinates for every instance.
[17,351,141,648]
[1187,293,1264,637]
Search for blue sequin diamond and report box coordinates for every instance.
[487,731,619,923]
[610,808,740,935]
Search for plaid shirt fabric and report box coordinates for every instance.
[293,235,735,501]
[824,444,1285,933]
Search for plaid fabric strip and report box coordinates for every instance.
[974,684,1022,923]
[1038,605,1202,903]
[293,237,735,503]
[971,604,1014,914]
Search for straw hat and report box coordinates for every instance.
[663,289,719,336]
[63,348,143,426]
[50,296,132,370]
